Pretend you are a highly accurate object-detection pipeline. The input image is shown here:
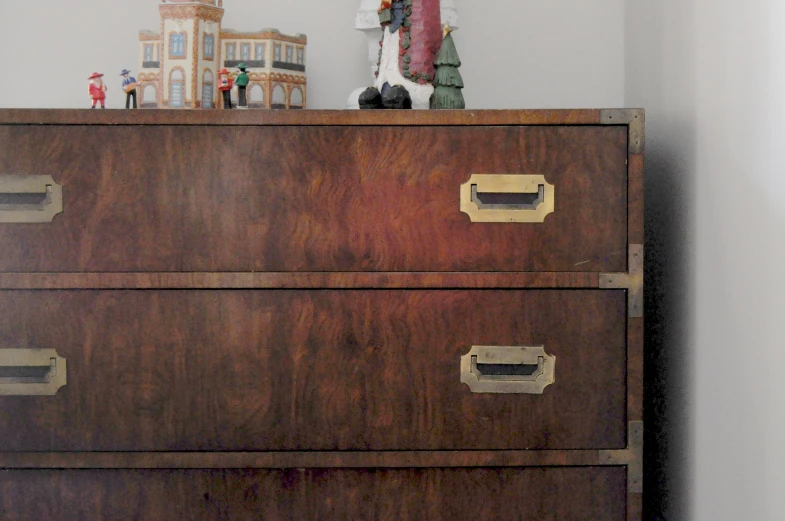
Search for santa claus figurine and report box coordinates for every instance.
[88,72,108,109]
[360,0,441,109]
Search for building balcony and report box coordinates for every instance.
[224,60,265,68]
[142,61,161,69]
[272,61,305,72]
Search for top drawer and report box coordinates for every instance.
[0,112,629,273]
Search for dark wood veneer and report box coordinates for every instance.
[0,450,604,469]
[0,108,603,126]
[0,289,626,452]
[0,271,600,289]
[0,467,627,521]
[0,125,627,273]
[0,109,643,519]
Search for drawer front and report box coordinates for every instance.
[0,290,626,451]
[0,125,627,273]
[0,467,627,521]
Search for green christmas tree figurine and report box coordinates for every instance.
[430,24,465,109]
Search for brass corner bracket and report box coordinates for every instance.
[600,244,643,318]
[600,109,645,154]
[599,421,643,493]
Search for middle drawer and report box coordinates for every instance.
[0,289,626,452]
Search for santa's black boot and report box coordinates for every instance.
[382,85,412,110]
[359,87,383,109]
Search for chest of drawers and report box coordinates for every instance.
[0,109,643,520]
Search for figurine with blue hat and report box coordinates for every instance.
[120,69,138,109]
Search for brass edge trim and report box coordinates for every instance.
[0,349,67,396]
[460,174,555,223]
[600,109,645,154]
[599,244,643,318]
[0,175,64,223]
[599,421,643,494]
[460,345,555,394]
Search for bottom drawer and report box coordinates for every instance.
[0,467,626,520]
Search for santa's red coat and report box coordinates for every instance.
[89,82,107,100]
[402,0,441,83]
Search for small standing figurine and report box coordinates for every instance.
[88,72,108,109]
[120,69,138,109]
[235,63,249,109]
[218,68,233,109]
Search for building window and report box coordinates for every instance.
[226,43,235,61]
[286,45,293,63]
[271,84,286,109]
[170,68,185,107]
[297,48,304,65]
[255,43,265,60]
[202,69,214,108]
[204,34,214,60]
[143,43,160,68]
[170,33,186,58]
[141,84,158,108]
[290,87,304,108]
[249,84,265,108]
[241,43,250,61]
[274,43,281,61]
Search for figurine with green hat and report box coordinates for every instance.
[235,63,250,109]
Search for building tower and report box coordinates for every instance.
[159,0,224,108]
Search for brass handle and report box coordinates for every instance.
[460,174,554,223]
[0,175,63,223]
[0,349,67,396]
[460,345,555,394]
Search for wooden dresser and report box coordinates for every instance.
[0,109,644,520]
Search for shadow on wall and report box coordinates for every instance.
[643,123,694,521]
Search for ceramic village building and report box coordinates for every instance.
[137,0,307,109]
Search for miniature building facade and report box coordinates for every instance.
[138,0,307,109]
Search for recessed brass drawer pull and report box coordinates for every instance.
[0,175,63,223]
[460,174,554,223]
[0,349,67,396]
[461,345,555,394]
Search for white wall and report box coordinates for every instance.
[627,0,785,520]
[0,0,624,109]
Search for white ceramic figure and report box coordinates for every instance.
[347,0,459,109]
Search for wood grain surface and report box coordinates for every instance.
[0,109,642,519]
[0,271,600,289]
[0,289,627,452]
[0,108,604,126]
[0,450,604,469]
[0,467,627,521]
[0,125,627,273]
[628,153,645,244]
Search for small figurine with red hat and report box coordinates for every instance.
[218,68,233,109]
[88,72,108,109]
[120,69,138,109]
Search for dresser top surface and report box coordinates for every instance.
[0,109,643,126]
